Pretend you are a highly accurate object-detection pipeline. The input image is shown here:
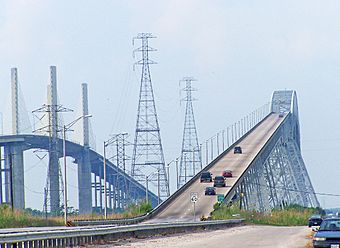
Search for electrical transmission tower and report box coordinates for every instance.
[131,33,169,200]
[32,66,72,214]
[107,133,130,210]
[179,77,202,187]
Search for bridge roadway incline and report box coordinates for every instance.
[149,113,285,222]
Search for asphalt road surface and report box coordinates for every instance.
[91,225,310,248]
[151,113,285,222]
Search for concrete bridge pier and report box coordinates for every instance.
[77,82,92,214]
[3,144,25,209]
[2,146,10,204]
[77,149,92,214]
[92,173,102,213]
[108,182,113,211]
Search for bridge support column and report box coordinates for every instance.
[93,174,98,211]
[12,145,25,209]
[0,146,3,204]
[3,145,25,209]
[3,146,11,204]
[78,149,92,214]
[108,183,112,211]
[99,171,103,212]
[49,148,60,214]
[77,83,93,214]
[48,66,60,214]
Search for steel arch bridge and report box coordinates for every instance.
[0,135,159,212]
[147,90,319,222]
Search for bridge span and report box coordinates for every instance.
[0,134,159,212]
[147,90,319,222]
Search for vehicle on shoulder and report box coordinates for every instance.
[313,217,340,247]
[200,171,213,183]
[213,176,226,187]
[222,170,233,178]
[308,215,323,227]
[234,146,242,154]
[205,187,216,195]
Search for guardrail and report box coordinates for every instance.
[72,214,148,226]
[0,219,244,247]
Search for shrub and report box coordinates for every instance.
[211,203,319,226]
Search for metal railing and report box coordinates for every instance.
[0,219,243,247]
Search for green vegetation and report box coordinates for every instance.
[0,201,153,228]
[211,202,322,226]
[0,204,62,228]
[75,200,153,220]
[122,200,153,218]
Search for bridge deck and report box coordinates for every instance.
[0,133,159,207]
[151,113,285,222]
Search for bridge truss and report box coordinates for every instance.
[148,90,319,222]
[229,91,319,210]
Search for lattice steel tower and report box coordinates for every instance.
[131,33,169,199]
[179,77,202,187]
[32,66,72,214]
[110,133,130,210]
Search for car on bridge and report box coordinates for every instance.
[309,215,323,227]
[313,218,340,247]
[200,171,213,183]
[222,170,233,178]
[213,176,226,187]
[205,187,216,195]
[234,146,242,154]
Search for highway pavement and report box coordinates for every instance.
[150,113,286,222]
[102,225,310,248]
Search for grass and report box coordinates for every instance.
[211,203,319,226]
[71,200,152,220]
[0,201,153,228]
[0,204,63,228]
[121,200,153,218]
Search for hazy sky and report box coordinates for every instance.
[0,0,340,209]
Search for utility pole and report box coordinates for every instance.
[179,77,202,187]
[131,33,169,200]
[176,158,179,189]
[63,115,92,225]
[145,175,149,203]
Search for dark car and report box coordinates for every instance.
[234,146,242,154]
[309,215,323,227]
[279,113,284,118]
[213,176,226,187]
[313,218,340,248]
[205,187,216,195]
[222,170,233,178]
[200,171,213,183]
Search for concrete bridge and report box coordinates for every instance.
[0,134,158,213]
